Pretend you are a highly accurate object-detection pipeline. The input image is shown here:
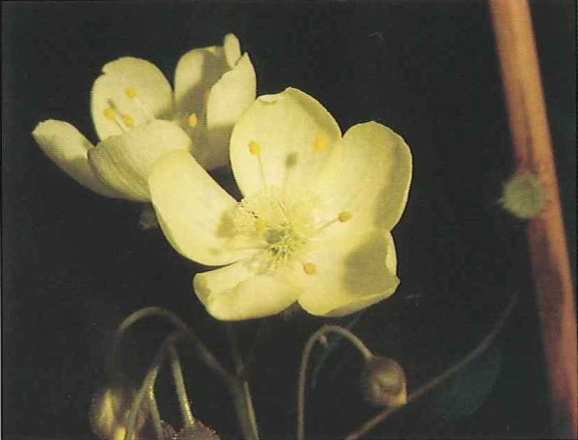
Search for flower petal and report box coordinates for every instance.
[297,230,399,317]
[230,87,341,197]
[313,121,412,231]
[194,260,300,320]
[91,57,174,141]
[204,53,256,170]
[173,46,227,118]
[88,120,193,201]
[32,120,120,197]
[223,33,242,68]
[149,150,259,266]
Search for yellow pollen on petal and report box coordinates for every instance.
[313,133,330,152]
[121,114,135,127]
[249,141,262,156]
[303,262,317,275]
[103,107,117,120]
[187,113,198,128]
[125,87,137,98]
[338,211,352,223]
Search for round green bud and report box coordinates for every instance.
[500,172,546,219]
[361,356,407,407]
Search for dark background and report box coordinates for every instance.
[3,1,575,439]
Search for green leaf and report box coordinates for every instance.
[432,344,502,421]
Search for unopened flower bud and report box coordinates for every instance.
[90,386,143,440]
[361,356,407,407]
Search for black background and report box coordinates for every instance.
[3,1,575,439]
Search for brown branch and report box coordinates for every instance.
[489,1,577,437]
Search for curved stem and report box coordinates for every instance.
[113,307,262,439]
[297,325,373,440]
[109,306,235,386]
[169,343,195,427]
[344,293,517,440]
[124,332,180,440]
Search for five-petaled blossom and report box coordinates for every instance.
[149,88,412,320]
[32,34,256,201]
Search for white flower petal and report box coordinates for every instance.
[313,122,412,231]
[32,120,120,197]
[297,230,399,317]
[173,46,227,117]
[204,53,256,170]
[194,260,300,320]
[91,57,174,141]
[88,120,192,201]
[223,33,241,68]
[230,87,341,197]
[149,150,259,266]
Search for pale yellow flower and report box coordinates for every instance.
[149,88,412,320]
[32,34,256,201]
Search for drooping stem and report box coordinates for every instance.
[297,325,373,440]
[169,343,195,427]
[344,293,517,440]
[226,324,260,440]
[124,332,180,440]
[109,306,234,387]
[489,1,577,437]
[111,306,267,439]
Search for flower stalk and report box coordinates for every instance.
[124,332,179,440]
[297,325,374,440]
[168,344,195,427]
[147,388,164,440]
[111,306,263,439]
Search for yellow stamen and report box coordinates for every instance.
[187,113,198,128]
[313,133,330,152]
[303,262,317,275]
[249,141,262,156]
[103,107,117,120]
[125,87,137,99]
[121,114,135,127]
[338,211,352,223]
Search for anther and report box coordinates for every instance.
[125,87,137,99]
[103,107,128,131]
[313,133,330,152]
[249,141,262,156]
[103,107,117,121]
[121,114,135,127]
[303,262,317,275]
[187,113,198,128]
[338,211,352,223]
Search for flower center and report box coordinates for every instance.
[232,187,317,269]
[232,186,354,274]
[264,223,307,263]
